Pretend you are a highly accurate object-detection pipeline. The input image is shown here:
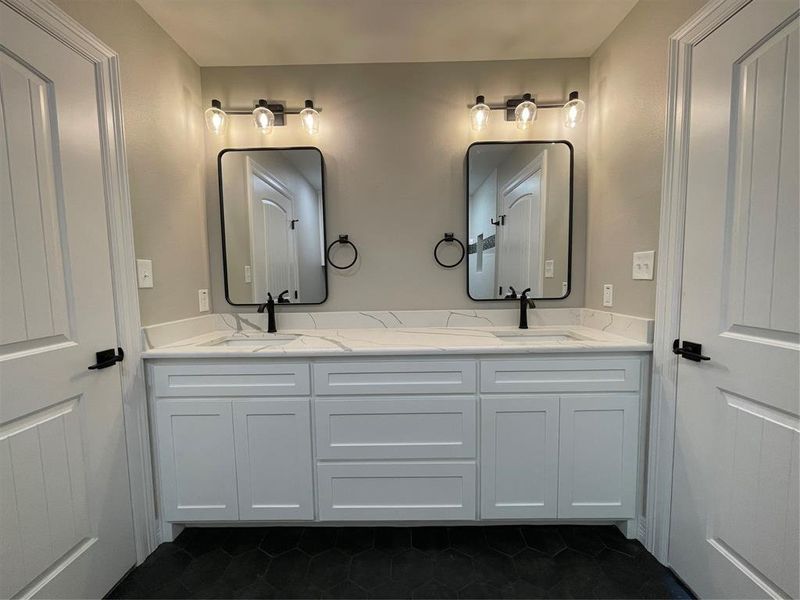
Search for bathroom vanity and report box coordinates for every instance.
[142,309,652,541]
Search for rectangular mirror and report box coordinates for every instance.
[219,147,327,305]
[467,141,572,300]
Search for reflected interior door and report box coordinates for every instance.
[0,3,136,598]
[247,165,298,302]
[497,154,546,297]
[669,2,799,598]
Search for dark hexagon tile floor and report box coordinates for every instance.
[106,525,694,600]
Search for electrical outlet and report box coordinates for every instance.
[562,281,568,296]
[198,289,209,312]
[137,259,153,288]
[544,259,554,278]
[632,250,655,280]
[244,265,252,283]
[603,284,614,307]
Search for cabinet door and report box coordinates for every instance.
[558,394,639,519]
[480,396,559,519]
[233,399,314,520]
[155,399,238,521]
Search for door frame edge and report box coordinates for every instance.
[2,0,158,564]
[645,0,752,565]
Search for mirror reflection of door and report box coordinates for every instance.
[246,157,299,302]
[497,153,547,297]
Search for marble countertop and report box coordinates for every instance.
[142,309,652,359]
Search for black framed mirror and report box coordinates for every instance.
[219,147,328,306]
[466,141,573,301]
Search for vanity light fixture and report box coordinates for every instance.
[253,99,275,134]
[562,91,585,128]
[514,93,537,130]
[205,99,228,135]
[205,98,320,134]
[300,100,320,135]
[470,95,491,131]
[468,91,584,130]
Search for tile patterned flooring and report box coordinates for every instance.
[106,525,694,599]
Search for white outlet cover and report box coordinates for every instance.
[603,284,613,307]
[544,259,554,278]
[198,289,209,312]
[137,259,153,289]
[244,265,252,283]
[632,250,655,280]
[561,281,568,296]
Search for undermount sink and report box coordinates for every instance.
[203,334,298,348]
[492,329,582,343]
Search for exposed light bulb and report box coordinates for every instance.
[300,99,320,135]
[562,91,585,128]
[253,99,275,134]
[204,99,227,135]
[514,94,537,130]
[470,95,491,131]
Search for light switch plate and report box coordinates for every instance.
[603,284,613,307]
[244,265,252,283]
[136,259,153,288]
[632,250,655,280]
[198,289,209,312]
[544,259,554,278]
[562,281,568,296]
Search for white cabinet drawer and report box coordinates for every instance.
[557,394,639,519]
[315,396,476,459]
[313,361,476,395]
[317,461,476,521]
[152,362,310,397]
[480,358,641,394]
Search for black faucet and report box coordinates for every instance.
[504,286,518,299]
[519,288,536,329]
[277,290,291,304]
[257,293,277,333]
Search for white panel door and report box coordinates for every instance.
[0,4,135,598]
[480,396,558,519]
[557,394,638,519]
[233,399,314,520]
[669,3,800,598]
[156,400,238,522]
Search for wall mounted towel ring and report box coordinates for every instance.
[326,234,358,270]
[434,233,465,268]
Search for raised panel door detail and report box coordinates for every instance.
[480,396,558,519]
[317,461,476,521]
[0,50,70,349]
[0,398,90,598]
[315,396,476,459]
[480,358,641,394]
[233,399,314,520]
[152,362,310,397]
[313,361,477,395]
[558,394,638,519]
[156,400,238,521]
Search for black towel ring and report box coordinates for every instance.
[434,233,465,268]
[326,234,358,270]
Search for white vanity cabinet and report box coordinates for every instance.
[147,353,647,535]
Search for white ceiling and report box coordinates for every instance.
[136,0,637,67]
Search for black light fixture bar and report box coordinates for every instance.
[215,99,321,125]
[469,91,579,119]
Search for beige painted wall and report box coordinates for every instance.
[202,59,588,312]
[586,0,705,318]
[53,0,209,326]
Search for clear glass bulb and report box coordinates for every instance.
[470,96,490,131]
[300,102,320,135]
[253,105,275,134]
[514,99,537,130]
[204,101,227,135]
[562,97,585,128]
